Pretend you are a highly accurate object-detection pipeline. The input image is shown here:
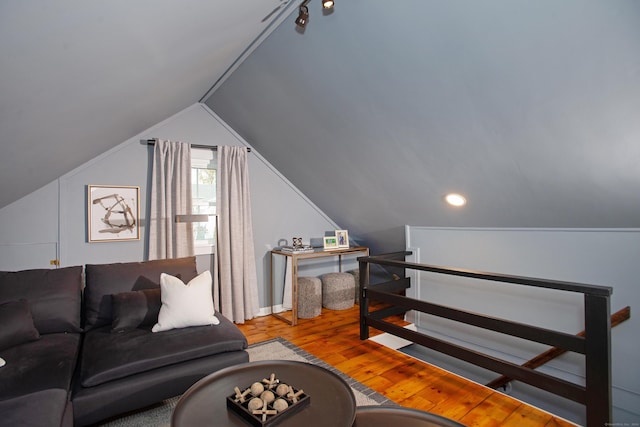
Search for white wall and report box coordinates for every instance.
[0,181,59,269]
[404,226,639,424]
[0,103,340,310]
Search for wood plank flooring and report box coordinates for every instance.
[237,306,577,427]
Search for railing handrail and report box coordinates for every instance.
[358,252,612,296]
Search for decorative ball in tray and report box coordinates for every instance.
[226,373,310,426]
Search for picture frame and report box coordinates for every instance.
[323,235,338,250]
[335,230,349,248]
[88,185,140,242]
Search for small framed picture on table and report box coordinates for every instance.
[323,236,338,250]
[335,230,349,248]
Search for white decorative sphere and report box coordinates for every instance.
[275,383,289,396]
[273,398,289,412]
[248,397,263,411]
[260,390,275,404]
[250,382,264,396]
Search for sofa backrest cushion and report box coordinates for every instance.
[0,266,83,334]
[0,266,82,334]
[83,257,198,331]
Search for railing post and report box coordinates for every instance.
[359,258,370,340]
[584,293,612,427]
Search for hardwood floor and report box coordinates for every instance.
[237,306,577,427]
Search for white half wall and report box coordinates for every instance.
[404,226,639,424]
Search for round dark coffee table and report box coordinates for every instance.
[353,406,466,427]
[172,360,356,427]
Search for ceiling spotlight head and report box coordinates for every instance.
[295,5,309,28]
[322,0,334,9]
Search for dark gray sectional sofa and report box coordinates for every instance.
[0,266,83,427]
[0,256,249,427]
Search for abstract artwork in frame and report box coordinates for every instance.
[88,185,140,242]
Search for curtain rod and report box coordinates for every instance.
[141,139,251,152]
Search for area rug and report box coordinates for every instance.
[98,337,392,426]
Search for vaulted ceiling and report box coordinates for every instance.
[2,0,639,254]
[0,0,290,208]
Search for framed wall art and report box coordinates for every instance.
[88,185,140,242]
[335,230,349,248]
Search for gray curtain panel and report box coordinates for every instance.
[148,139,194,260]
[215,146,259,323]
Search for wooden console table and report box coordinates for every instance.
[270,246,369,325]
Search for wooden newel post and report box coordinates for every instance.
[359,258,370,340]
[584,293,612,427]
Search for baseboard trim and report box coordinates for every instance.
[256,304,285,318]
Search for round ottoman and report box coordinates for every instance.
[348,269,360,304]
[297,277,322,318]
[321,272,355,310]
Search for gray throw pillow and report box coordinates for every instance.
[0,299,40,351]
[111,288,162,333]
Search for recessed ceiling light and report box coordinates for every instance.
[445,193,467,207]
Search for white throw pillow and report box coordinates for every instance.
[152,270,220,333]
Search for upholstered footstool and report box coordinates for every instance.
[348,269,360,304]
[297,277,322,318]
[321,272,355,310]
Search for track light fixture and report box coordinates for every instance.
[322,0,334,9]
[295,0,334,28]
[295,3,310,28]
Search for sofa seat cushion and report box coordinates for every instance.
[0,389,71,427]
[0,333,81,400]
[80,313,247,387]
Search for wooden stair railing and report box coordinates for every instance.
[358,252,615,427]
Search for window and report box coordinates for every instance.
[191,148,217,255]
